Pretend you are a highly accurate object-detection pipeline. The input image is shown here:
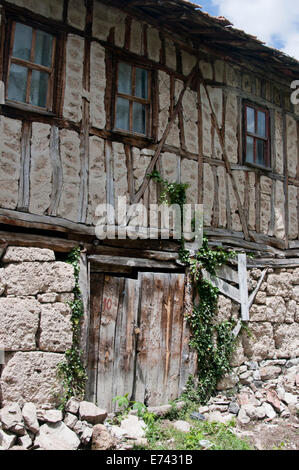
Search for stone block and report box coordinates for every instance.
[39,303,73,353]
[0,298,40,351]
[242,323,275,361]
[3,247,55,263]
[274,323,299,358]
[4,262,75,296]
[0,352,64,407]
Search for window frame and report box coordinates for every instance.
[243,102,271,169]
[113,60,153,138]
[3,17,58,114]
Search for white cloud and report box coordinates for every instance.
[212,0,299,60]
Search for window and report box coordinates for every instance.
[6,22,56,111]
[114,62,151,136]
[244,104,271,168]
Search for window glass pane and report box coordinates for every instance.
[135,68,148,99]
[118,62,132,95]
[7,63,28,102]
[116,97,130,131]
[246,107,255,133]
[256,139,265,166]
[246,136,254,163]
[35,30,53,68]
[12,23,32,61]
[257,111,266,137]
[133,102,146,134]
[30,70,49,108]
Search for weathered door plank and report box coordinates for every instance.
[87,273,104,404]
[96,275,122,409]
[134,272,186,406]
[112,277,140,408]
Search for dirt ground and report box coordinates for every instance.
[235,417,299,450]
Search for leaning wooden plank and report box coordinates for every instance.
[238,253,249,321]
[232,320,242,338]
[216,265,239,284]
[203,269,241,304]
[88,254,178,270]
[248,268,268,308]
[132,62,199,204]
[0,208,95,236]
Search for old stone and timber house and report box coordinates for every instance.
[0,0,298,426]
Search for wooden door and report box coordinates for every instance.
[88,271,194,410]
[89,273,140,410]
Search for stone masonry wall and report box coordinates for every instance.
[215,266,299,400]
[0,247,75,408]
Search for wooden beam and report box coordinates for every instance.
[247,258,299,268]
[0,208,95,236]
[79,252,91,367]
[248,268,268,308]
[88,254,179,270]
[0,230,85,252]
[202,269,241,304]
[48,126,63,216]
[238,253,249,321]
[17,121,31,211]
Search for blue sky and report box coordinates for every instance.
[191,0,299,60]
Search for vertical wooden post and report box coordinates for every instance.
[17,121,31,212]
[238,253,249,321]
[79,252,91,371]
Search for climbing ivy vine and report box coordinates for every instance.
[57,247,87,409]
[149,171,237,404]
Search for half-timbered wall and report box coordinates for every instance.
[0,0,299,253]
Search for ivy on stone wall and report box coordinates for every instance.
[57,247,87,409]
[149,171,237,404]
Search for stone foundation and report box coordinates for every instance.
[215,267,299,371]
[213,267,299,422]
[0,245,298,415]
[0,247,75,408]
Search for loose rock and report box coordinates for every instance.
[79,401,107,425]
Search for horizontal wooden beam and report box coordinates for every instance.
[88,255,179,269]
[0,230,84,253]
[247,258,299,268]
[0,208,94,236]
[89,254,179,270]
